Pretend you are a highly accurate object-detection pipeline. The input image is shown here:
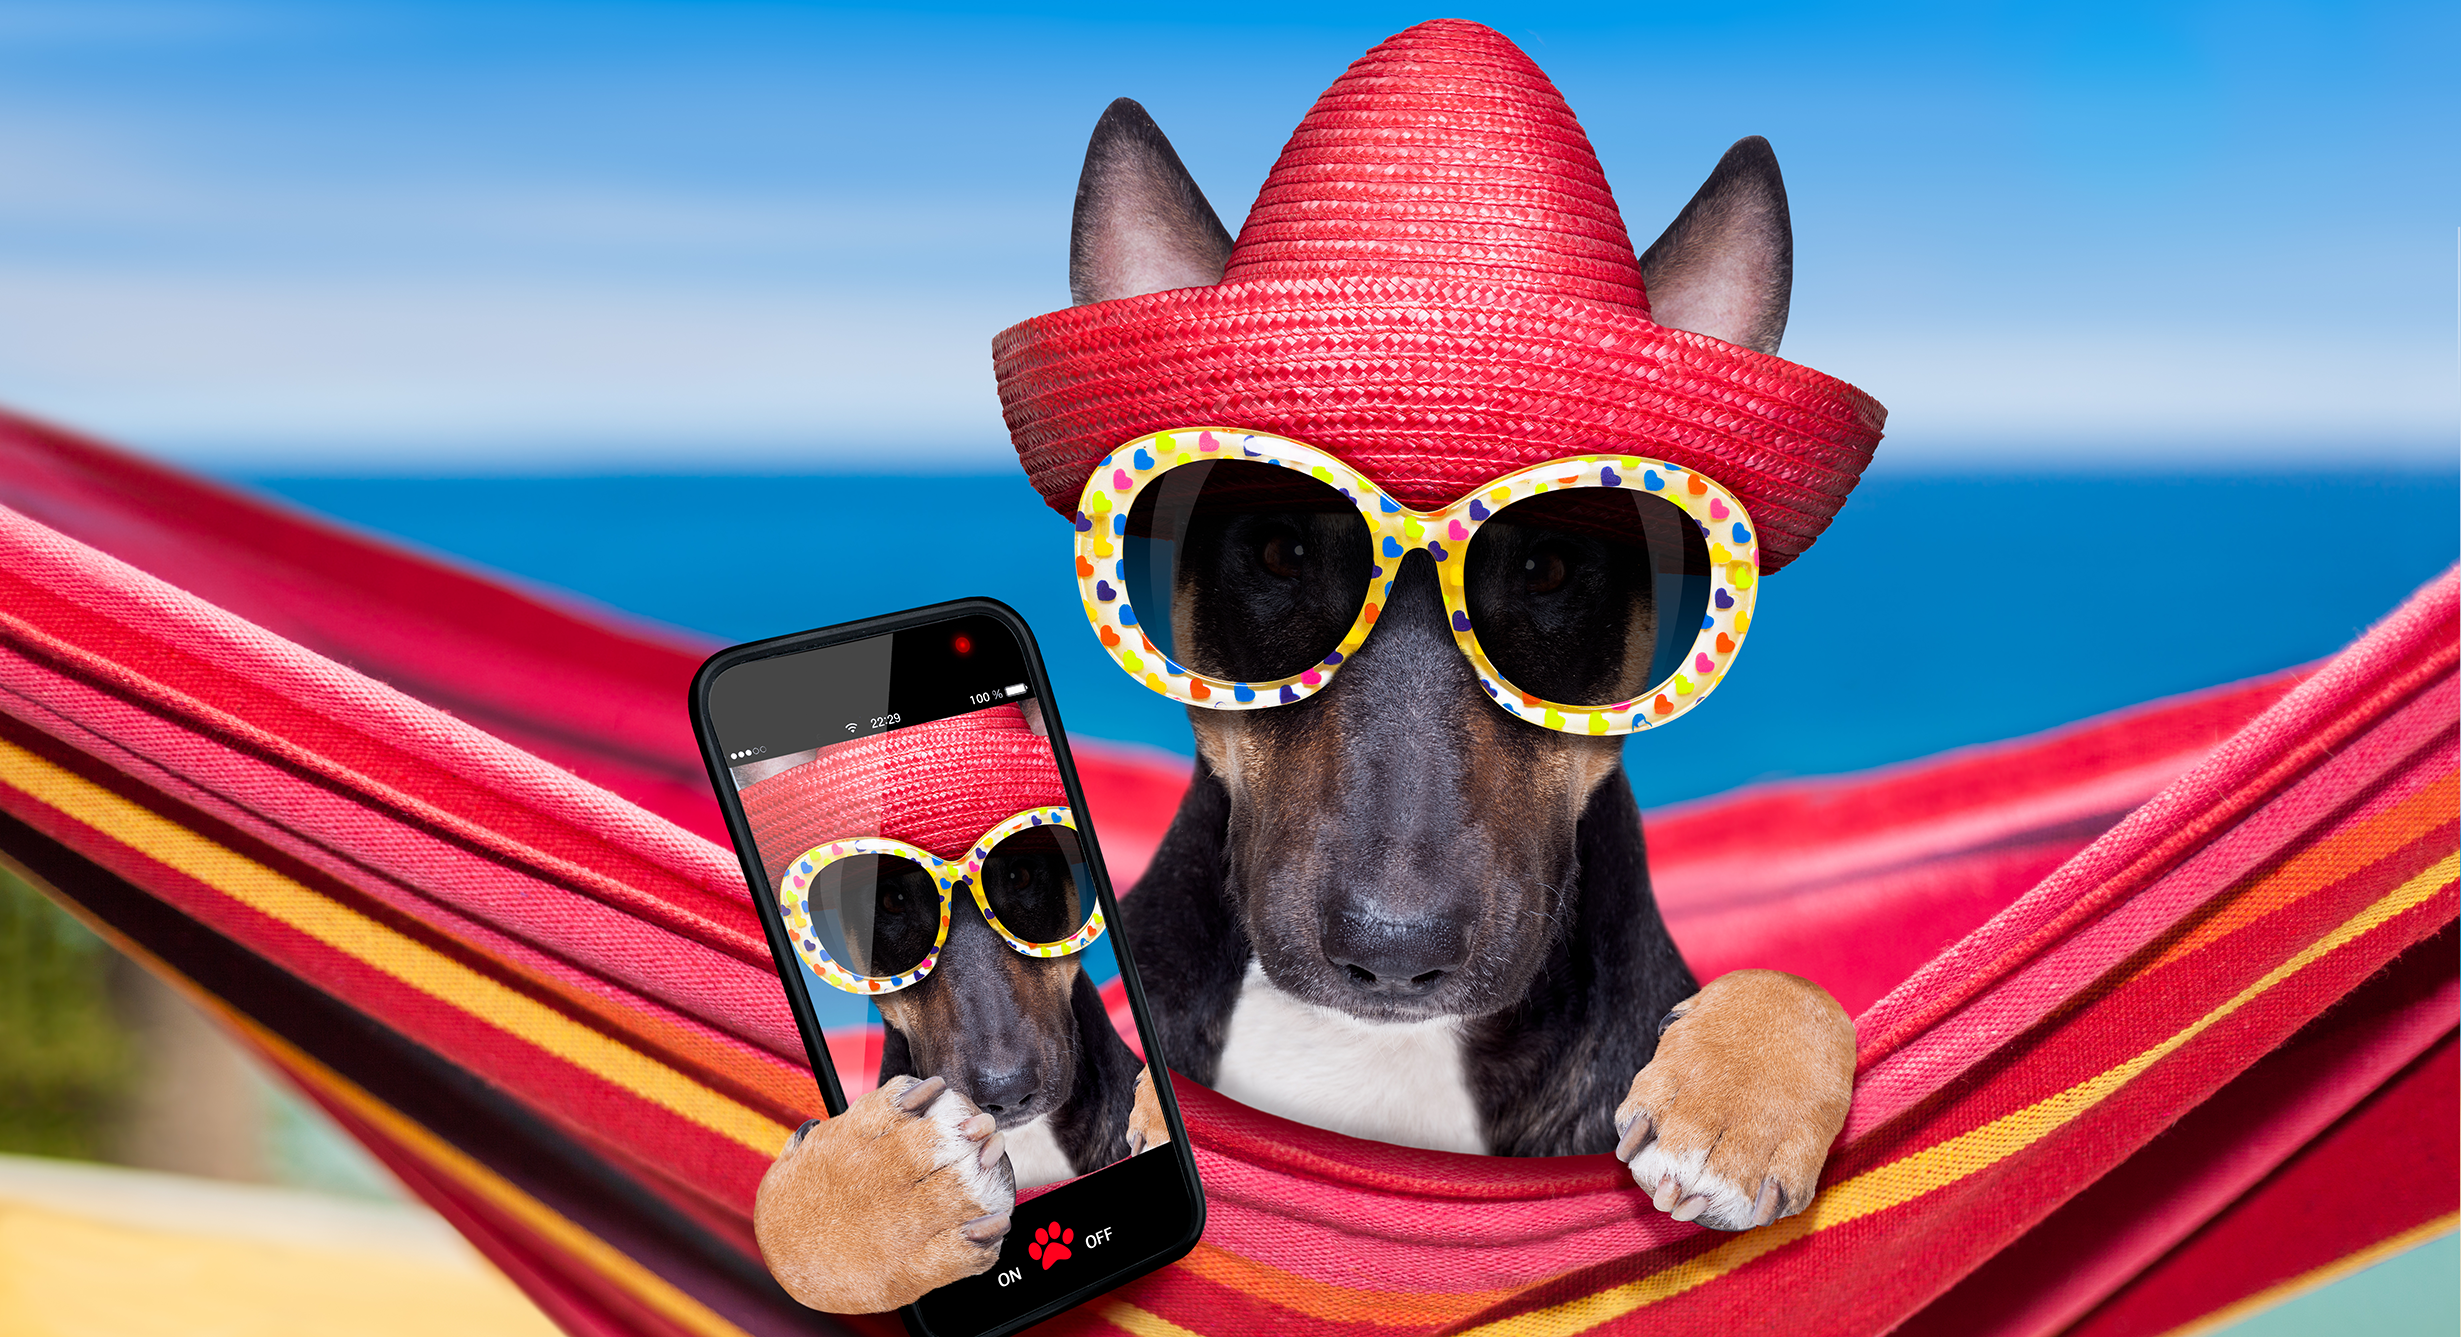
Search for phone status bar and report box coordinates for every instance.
[706,613,1041,771]
[720,681,1036,765]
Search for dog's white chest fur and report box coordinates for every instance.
[1004,1115,1074,1191]
[1214,961,1487,1155]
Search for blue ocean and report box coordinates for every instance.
[244,469,2459,810]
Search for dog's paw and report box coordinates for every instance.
[1125,1065,1172,1155]
[1613,970,1853,1232]
[754,1074,1018,1313]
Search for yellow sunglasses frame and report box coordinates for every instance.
[1072,429,1759,736]
[776,807,1104,995]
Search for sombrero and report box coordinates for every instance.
[735,704,1064,888]
[993,18,1885,573]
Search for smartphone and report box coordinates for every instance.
[689,598,1203,1337]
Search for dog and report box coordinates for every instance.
[755,71,1856,1317]
[1076,93,1853,1207]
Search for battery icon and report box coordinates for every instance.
[1002,683,1028,698]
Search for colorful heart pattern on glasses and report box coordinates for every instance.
[1072,429,1760,737]
[776,806,1104,995]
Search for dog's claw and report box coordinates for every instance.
[1751,1178,1786,1228]
[978,1131,1007,1172]
[789,1118,820,1148]
[960,1212,1012,1245]
[1614,1112,1654,1162]
[1670,1194,1708,1224]
[1650,1174,1681,1213]
[896,1075,948,1112]
[959,1112,996,1142]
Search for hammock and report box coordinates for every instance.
[0,405,2450,1337]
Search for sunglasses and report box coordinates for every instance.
[777,807,1104,995]
[1073,429,1760,736]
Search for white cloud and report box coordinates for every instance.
[9,264,2453,473]
[1783,326,2456,468]
[0,91,1065,469]
[0,90,2447,475]
[0,109,1049,270]
[0,265,1030,469]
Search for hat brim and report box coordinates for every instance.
[738,704,1064,885]
[995,274,1885,573]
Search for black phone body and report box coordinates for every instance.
[689,598,1203,1337]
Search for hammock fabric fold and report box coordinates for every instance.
[0,406,2451,1337]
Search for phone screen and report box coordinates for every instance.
[694,602,1201,1337]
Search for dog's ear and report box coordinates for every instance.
[1071,98,1234,306]
[1638,137,1792,355]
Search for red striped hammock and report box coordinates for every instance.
[0,405,2450,1337]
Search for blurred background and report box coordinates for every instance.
[0,1,2453,1333]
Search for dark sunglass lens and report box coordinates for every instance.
[1119,460,1372,686]
[977,825,1095,946]
[1463,488,1712,708]
[808,853,940,979]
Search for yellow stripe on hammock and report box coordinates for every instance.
[0,737,792,1156]
[1095,1300,1208,1337]
[1467,850,2458,1337]
[10,848,758,1337]
[245,1016,761,1337]
[1181,1241,1513,1327]
[2131,770,2456,981]
[2152,1211,2458,1337]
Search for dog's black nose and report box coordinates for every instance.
[966,1064,1039,1115]
[1323,911,1466,994]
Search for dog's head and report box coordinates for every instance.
[1069,101,1794,1023]
[873,841,1089,1129]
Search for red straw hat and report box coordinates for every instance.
[736,705,1063,887]
[994,19,1884,573]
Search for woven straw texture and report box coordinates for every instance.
[736,705,1064,884]
[995,19,1887,574]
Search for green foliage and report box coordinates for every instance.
[0,866,133,1157]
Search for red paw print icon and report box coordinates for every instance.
[1027,1222,1074,1270]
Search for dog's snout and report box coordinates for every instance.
[1323,910,1467,994]
[966,1063,1040,1115]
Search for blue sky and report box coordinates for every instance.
[0,1,2452,472]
